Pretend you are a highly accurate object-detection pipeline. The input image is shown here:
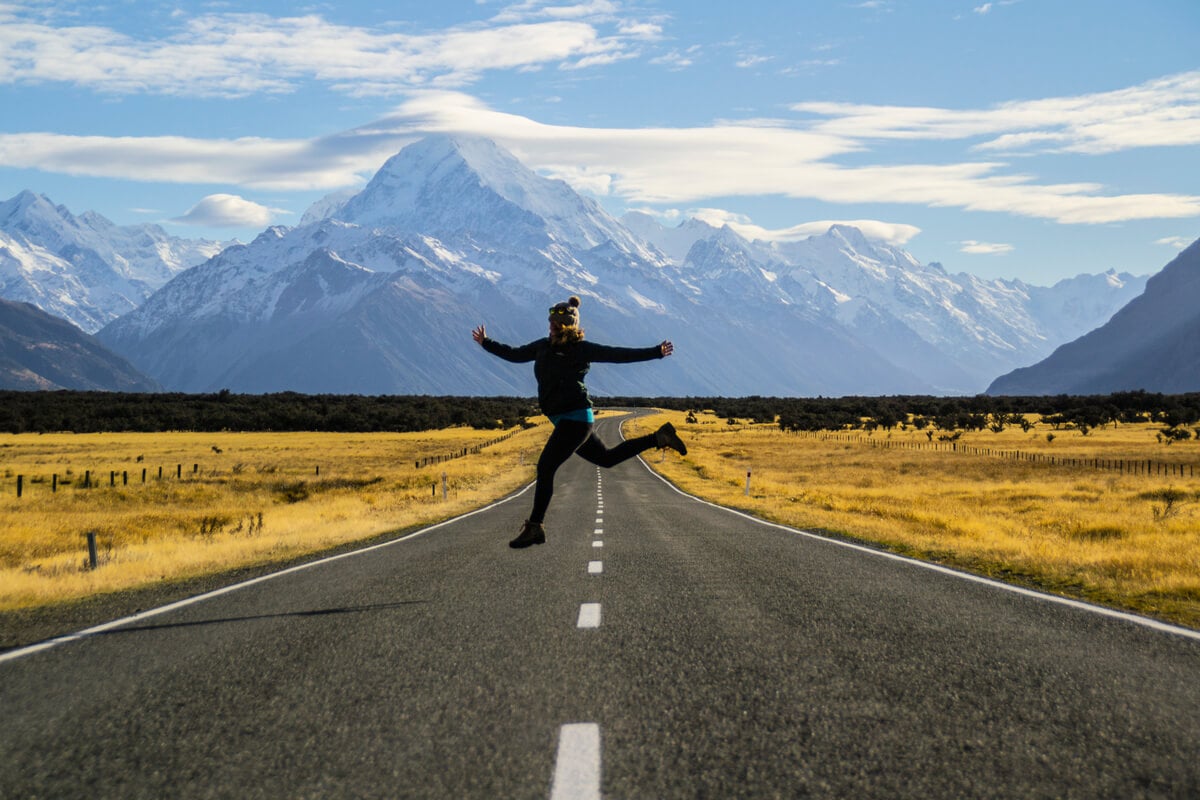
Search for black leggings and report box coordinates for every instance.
[529,420,657,524]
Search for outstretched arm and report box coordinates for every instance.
[474,325,542,363]
[582,340,675,364]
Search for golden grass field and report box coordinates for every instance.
[3,409,1199,631]
[626,410,1200,629]
[0,423,545,612]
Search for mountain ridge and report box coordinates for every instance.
[987,239,1200,395]
[0,297,159,391]
[0,135,1157,396]
[0,191,230,333]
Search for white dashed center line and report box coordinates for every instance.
[592,540,603,548]
[588,560,603,575]
[550,723,602,800]
[577,603,601,628]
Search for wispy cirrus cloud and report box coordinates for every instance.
[0,4,652,97]
[792,71,1200,155]
[960,240,1013,255]
[0,131,381,190]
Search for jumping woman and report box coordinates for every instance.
[472,295,687,548]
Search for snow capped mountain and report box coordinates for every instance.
[97,135,1149,396]
[627,214,1147,392]
[0,191,230,333]
[332,135,659,260]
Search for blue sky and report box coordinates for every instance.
[2,0,1198,284]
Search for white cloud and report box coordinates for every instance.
[650,48,697,70]
[959,240,1013,255]
[1156,236,1193,249]
[173,194,288,228]
[363,91,1200,224]
[0,7,641,97]
[489,1,621,24]
[974,3,993,14]
[2,84,1199,227]
[792,70,1200,156]
[735,55,772,69]
[0,131,386,190]
[689,209,920,245]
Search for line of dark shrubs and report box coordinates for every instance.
[0,390,540,434]
[599,390,1200,434]
[3,389,1199,435]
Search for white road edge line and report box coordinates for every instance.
[550,723,602,800]
[636,454,1200,643]
[0,482,538,665]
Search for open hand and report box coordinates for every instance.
[659,340,674,357]
[472,325,487,345]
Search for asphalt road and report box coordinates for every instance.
[3,416,1199,799]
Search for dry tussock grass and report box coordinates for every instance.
[626,410,1200,629]
[1,425,547,610]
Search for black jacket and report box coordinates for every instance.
[480,336,663,417]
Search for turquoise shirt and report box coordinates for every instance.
[549,408,595,426]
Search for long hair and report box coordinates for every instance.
[550,325,585,346]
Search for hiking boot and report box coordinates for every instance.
[655,422,688,455]
[510,520,546,549]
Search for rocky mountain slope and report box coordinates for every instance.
[988,239,1200,395]
[0,297,159,391]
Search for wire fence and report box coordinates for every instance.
[798,430,1197,478]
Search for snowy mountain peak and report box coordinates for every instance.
[0,190,68,237]
[620,212,720,263]
[825,224,880,256]
[336,134,549,227]
[0,191,232,333]
[333,134,653,256]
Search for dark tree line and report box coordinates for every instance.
[0,391,540,434]
[600,391,1200,434]
[4,390,1199,436]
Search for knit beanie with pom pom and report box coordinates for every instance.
[548,295,581,326]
